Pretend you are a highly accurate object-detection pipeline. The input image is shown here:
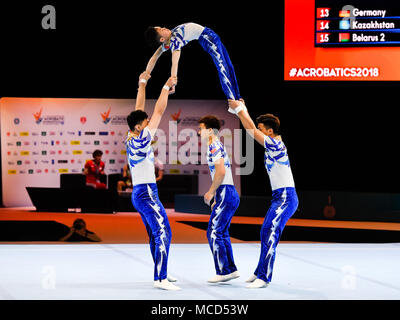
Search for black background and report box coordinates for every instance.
[0,1,398,204]
[315,0,400,46]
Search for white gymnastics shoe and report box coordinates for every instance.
[208,271,240,283]
[167,274,178,282]
[154,279,181,291]
[245,274,257,283]
[246,278,269,288]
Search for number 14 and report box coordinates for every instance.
[319,21,330,30]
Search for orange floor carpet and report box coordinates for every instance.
[1,207,400,244]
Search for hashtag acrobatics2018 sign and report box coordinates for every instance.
[288,67,379,78]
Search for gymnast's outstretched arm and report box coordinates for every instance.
[135,72,151,111]
[145,46,163,75]
[228,99,266,147]
[147,76,177,134]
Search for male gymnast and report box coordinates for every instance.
[228,99,299,288]
[198,115,240,283]
[144,22,241,112]
[126,72,179,290]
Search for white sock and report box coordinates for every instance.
[228,107,237,114]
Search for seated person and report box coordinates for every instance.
[155,156,164,182]
[151,141,165,183]
[59,219,101,242]
[117,155,163,192]
[117,164,132,192]
[84,149,106,189]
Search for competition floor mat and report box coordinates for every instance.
[1,208,400,300]
[1,243,400,300]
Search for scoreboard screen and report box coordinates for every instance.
[315,0,400,47]
[285,0,400,80]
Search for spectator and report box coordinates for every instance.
[155,157,164,182]
[84,149,106,189]
[117,164,132,192]
[151,140,164,182]
[59,219,101,242]
[117,155,163,192]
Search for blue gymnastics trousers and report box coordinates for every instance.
[254,187,299,283]
[207,185,240,275]
[198,27,241,100]
[132,183,172,281]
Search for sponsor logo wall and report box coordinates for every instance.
[1,98,240,207]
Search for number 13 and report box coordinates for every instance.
[320,8,330,17]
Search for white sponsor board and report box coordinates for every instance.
[1,98,240,207]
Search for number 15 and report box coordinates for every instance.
[319,33,329,43]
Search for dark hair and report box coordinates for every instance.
[256,113,280,134]
[127,110,149,131]
[92,149,103,158]
[198,115,221,131]
[144,26,161,48]
[73,219,86,230]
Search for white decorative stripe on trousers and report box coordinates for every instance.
[265,188,287,279]
[210,186,226,273]
[201,35,235,100]
[147,184,168,278]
